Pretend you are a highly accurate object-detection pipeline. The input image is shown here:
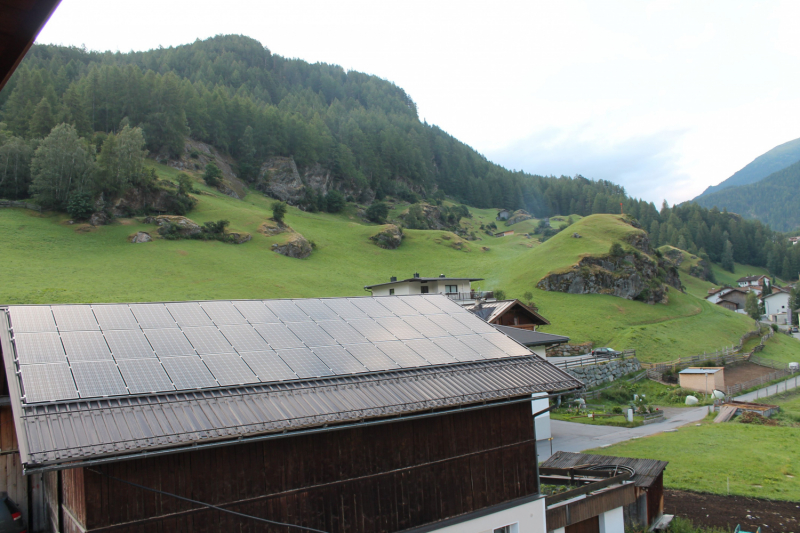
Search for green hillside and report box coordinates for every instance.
[694,160,800,231]
[0,163,755,363]
[697,136,800,198]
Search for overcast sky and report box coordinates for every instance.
[36,0,800,205]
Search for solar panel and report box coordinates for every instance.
[252,323,304,350]
[456,335,508,359]
[72,361,128,398]
[424,295,468,313]
[481,332,531,356]
[130,304,178,329]
[8,306,57,332]
[103,329,156,359]
[116,359,175,393]
[401,316,449,338]
[343,343,399,372]
[403,338,458,365]
[143,329,196,356]
[200,301,248,325]
[20,363,78,403]
[262,300,310,322]
[160,356,218,390]
[348,298,395,317]
[452,313,497,334]
[321,299,368,320]
[218,325,271,352]
[432,337,484,362]
[427,314,474,336]
[374,317,424,340]
[91,305,139,330]
[397,296,444,315]
[166,302,214,328]
[376,297,418,316]
[51,305,99,331]
[286,323,337,347]
[200,354,259,386]
[232,301,280,324]
[239,350,297,382]
[347,319,396,342]
[376,341,430,367]
[14,332,66,364]
[311,345,367,375]
[293,299,339,321]
[316,321,367,345]
[60,331,113,362]
[276,348,334,378]
[182,327,236,355]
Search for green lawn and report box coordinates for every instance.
[550,411,641,428]
[587,421,800,500]
[753,332,800,364]
[0,163,757,361]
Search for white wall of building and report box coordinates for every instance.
[428,497,546,533]
[598,507,625,533]
[765,292,790,316]
[531,393,551,441]
[370,280,473,297]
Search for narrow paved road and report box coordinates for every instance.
[537,406,709,462]
[734,374,800,402]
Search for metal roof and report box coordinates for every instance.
[364,277,483,289]
[492,325,569,347]
[464,299,550,326]
[0,296,583,471]
[541,451,668,489]
[678,368,722,374]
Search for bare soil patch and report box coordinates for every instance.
[724,362,778,387]
[665,489,800,531]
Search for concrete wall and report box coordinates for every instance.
[429,497,545,533]
[679,370,724,393]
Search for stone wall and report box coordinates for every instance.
[563,358,642,389]
[546,342,593,357]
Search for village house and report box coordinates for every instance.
[706,287,748,310]
[789,236,799,245]
[763,288,791,323]
[0,296,583,533]
[737,274,770,289]
[364,273,493,304]
[464,299,550,331]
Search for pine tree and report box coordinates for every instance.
[721,240,735,273]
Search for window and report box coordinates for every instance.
[493,524,518,533]
[445,285,458,294]
[421,286,429,294]
[389,289,395,295]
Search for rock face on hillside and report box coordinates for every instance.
[112,187,187,217]
[272,233,313,259]
[537,236,682,304]
[255,157,333,205]
[505,210,532,225]
[151,215,202,238]
[168,139,247,199]
[370,225,403,249]
[663,247,714,281]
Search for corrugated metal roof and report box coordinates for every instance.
[679,368,722,374]
[541,451,668,488]
[0,296,583,471]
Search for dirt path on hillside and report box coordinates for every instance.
[665,489,799,531]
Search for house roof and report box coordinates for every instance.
[541,451,668,489]
[737,275,767,283]
[464,299,550,326]
[705,287,746,300]
[364,277,483,290]
[0,0,62,91]
[679,367,723,374]
[763,289,790,300]
[492,325,568,347]
[0,295,582,471]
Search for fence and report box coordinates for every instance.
[0,200,41,212]
[578,370,646,400]
[726,368,792,397]
[550,349,635,371]
[643,352,748,381]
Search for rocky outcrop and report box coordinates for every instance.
[151,215,202,238]
[505,209,532,225]
[112,187,189,217]
[259,221,289,236]
[272,233,313,259]
[626,232,652,254]
[89,212,109,226]
[256,157,305,203]
[546,342,593,357]
[370,225,403,249]
[537,250,682,305]
[168,138,247,199]
[663,247,713,281]
[129,231,152,243]
[563,358,642,388]
[228,232,252,244]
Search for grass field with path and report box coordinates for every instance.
[0,162,757,360]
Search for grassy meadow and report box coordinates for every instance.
[0,162,758,361]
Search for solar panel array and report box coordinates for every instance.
[5,295,532,404]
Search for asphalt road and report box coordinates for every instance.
[537,406,710,462]
[734,374,800,402]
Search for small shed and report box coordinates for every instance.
[496,209,511,221]
[542,451,668,530]
[495,230,514,237]
[679,367,725,393]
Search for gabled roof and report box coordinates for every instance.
[493,325,568,347]
[763,288,791,299]
[737,275,767,283]
[463,299,550,326]
[364,277,483,290]
[0,295,582,471]
[542,451,668,489]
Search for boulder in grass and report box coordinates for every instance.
[370,224,403,249]
[272,233,313,259]
[153,215,202,238]
[130,231,152,243]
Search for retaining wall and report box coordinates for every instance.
[564,358,642,389]
[546,342,593,357]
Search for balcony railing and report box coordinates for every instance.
[444,291,494,301]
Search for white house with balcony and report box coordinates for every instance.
[364,273,494,304]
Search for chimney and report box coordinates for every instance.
[439,274,446,278]
[413,272,420,279]
[390,276,397,282]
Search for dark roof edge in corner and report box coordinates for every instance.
[0,0,63,92]
[0,311,30,466]
[22,389,581,475]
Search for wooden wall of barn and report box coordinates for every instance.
[51,402,537,533]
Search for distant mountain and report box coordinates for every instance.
[696,136,800,198]
[693,160,800,231]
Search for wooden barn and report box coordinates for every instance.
[464,300,550,331]
[0,295,582,533]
